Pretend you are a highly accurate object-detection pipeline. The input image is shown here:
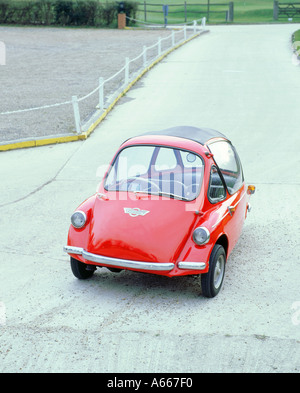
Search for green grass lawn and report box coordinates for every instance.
[294,29,300,41]
[130,0,299,24]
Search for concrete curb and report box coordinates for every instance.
[0,29,208,152]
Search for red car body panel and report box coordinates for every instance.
[65,127,253,278]
[88,197,197,263]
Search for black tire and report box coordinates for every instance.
[70,257,95,279]
[201,244,226,298]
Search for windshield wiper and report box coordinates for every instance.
[134,190,189,201]
[156,191,190,201]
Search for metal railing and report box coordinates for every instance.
[136,1,234,24]
[273,1,300,19]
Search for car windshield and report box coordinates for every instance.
[104,145,204,201]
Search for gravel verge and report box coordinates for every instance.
[0,26,184,143]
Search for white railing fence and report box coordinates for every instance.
[0,18,206,140]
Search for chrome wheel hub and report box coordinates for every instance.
[214,255,225,289]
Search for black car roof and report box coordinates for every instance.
[140,126,228,145]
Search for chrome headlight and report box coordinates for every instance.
[71,211,87,229]
[193,227,210,245]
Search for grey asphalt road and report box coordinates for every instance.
[0,24,300,373]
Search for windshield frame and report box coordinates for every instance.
[103,143,205,202]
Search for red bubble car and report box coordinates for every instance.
[64,126,255,297]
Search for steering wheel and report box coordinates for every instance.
[128,177,160,192]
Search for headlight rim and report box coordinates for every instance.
[71,210,87,229]
[192,226,210,245]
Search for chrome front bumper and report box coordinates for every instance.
[63,246,206,272]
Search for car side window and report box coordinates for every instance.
[208,166,226,203]
[208,141,243,194]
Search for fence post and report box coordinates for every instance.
[184,1,187,22]
[144,0,147,22]
[125,57,129,85]
[228,2,234,22]
[158,37,161,57]
[273,1,279,20]
[98,77,104,111]
[118,13,126,29]
[193,20,197,34]
[207,0,210,22]
[163,5,168,26]
[172,30,175,47]
[72,95,81,134]
[184,25,187,41]
[143,45,147,68]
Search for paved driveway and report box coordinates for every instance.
[0,24,299,373]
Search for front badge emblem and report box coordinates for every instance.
[124,208,150,217]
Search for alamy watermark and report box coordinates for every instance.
[0,41,6,66]
[0,302,6,325]
[95,159,202,212]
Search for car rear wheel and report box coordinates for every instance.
[201,244,226,298]
[70,257,95,279]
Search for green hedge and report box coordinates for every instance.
[293,30,300,58]
[0,0,138,27]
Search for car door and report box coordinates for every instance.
[207,140,247,255]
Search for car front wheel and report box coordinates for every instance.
[201,244,226,298]
[70,257,95,279]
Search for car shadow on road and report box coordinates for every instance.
[71,267,207,300]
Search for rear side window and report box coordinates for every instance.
[208,141,243,194]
